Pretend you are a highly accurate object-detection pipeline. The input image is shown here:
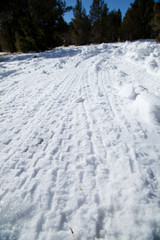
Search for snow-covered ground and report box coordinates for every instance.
[0,41,160,240]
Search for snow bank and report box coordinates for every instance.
[135,92,160,125]
[119,84,137,100]
[121,40,160,75]
[0,52,9,56]
[119,83,160,126]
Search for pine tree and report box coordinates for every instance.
[151,1,160,41]
[121,0,154,41]
[71,0,91,45]
[121,8,134,41]
[89,0,109,43]
[107,9,121,42]
[0,0,71,52]
[89,0,104,24]
[0,0,17,52]
[100,3,109,42]
[73,0,84,19]
[29,0,68,50]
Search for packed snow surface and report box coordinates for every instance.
[0,41,160,240]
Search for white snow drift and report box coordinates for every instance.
[135,92,160,125]
[0,40,160,240]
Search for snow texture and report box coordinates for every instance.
[135,92,160,125]
[0,40,160,240]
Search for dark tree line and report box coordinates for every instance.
[0,0,160,52]
[151,0,160,41]
[121,0,156,40]
[0,0,70,52]
[70,0,121,45]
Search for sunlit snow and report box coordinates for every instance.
[0,40,160,240]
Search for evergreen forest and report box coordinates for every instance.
[0,0,160,52]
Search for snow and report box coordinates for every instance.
[0,40,160,240]
[0,53,9,56]
[119,84,137,100]
[135,92,160,125]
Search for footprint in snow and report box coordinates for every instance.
[75,97,85,103]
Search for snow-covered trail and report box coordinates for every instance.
[0,41,160,240]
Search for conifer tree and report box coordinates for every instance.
[107,9,121,42]
[100,3,109,42]
[0,0,17,52]
[73,0,84,19]
[121,0,154,41]
[90,0,104,24]
[89,0,108,43]
[71,0,91,45]
[28,0,69,50]
[0,0,71,52]
[151,1,160,41]
[121,8,134,40]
